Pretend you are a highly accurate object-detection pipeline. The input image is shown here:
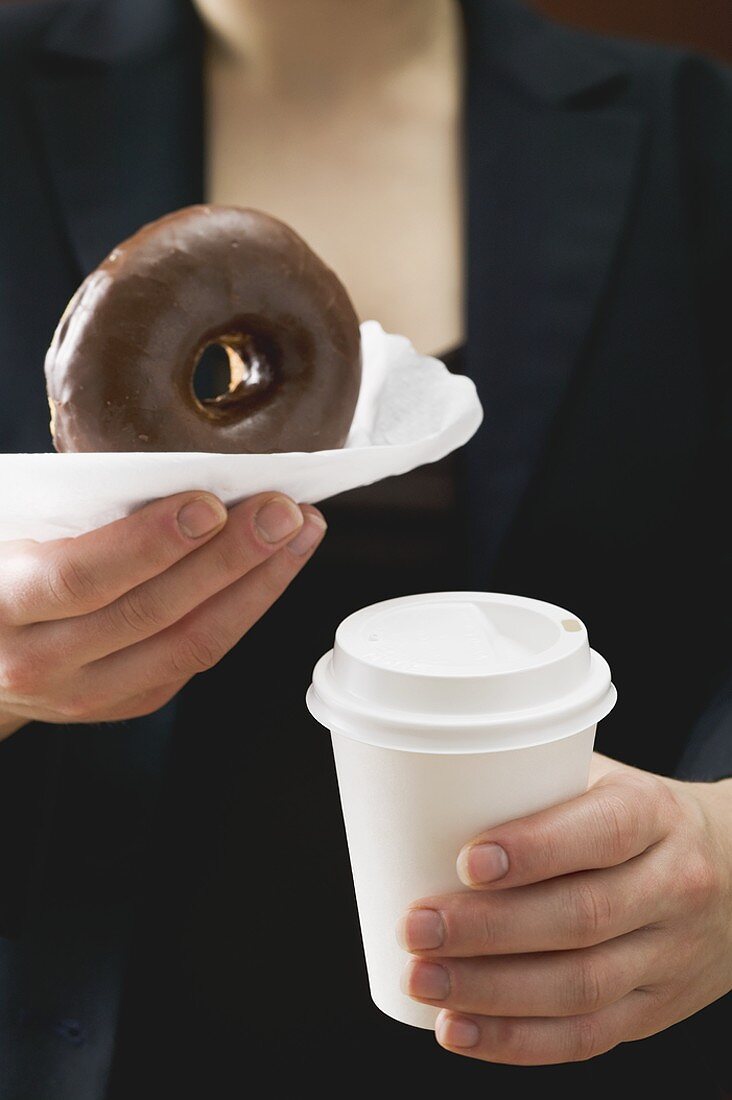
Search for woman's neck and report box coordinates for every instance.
[194,0,455,99]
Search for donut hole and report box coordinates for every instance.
[193,342,232,402]
[192,331,279,420]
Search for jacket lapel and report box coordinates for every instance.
[30,0,203,278]
[460,0,644,574]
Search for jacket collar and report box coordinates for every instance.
[462,0,628,106]
[26,0,203,275]
[41,0,188,65]
[459,0,643,574]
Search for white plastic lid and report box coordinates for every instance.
[306,592,616,753]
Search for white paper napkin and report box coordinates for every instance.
[0,322,482,543]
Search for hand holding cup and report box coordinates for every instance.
[400,753,732,1065]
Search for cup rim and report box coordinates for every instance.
[306,649,616,753]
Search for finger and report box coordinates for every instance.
[456,771,673,889]
[0,492,229,626]
[37,494,310,663]
[435,990,656,1065]
[398,857,673,956]
[403,928,664,1018]
[75,511,326,709]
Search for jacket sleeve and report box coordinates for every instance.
[677,670,732,781]
[0,706,178,939]
[675,57,732,783]
[0,726,62,939]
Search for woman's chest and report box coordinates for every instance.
[205,65,464,355]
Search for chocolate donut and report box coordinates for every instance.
[44,206,362,453]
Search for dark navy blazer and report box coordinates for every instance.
[0,1,730,1096]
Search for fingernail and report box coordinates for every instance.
[402,960,450,1001]
[177,497,227,539]
[254,497,303,543]
[287,512,327,556]
[396,909,445,951]
[460,843,509,885]
[436,1015,480,1049]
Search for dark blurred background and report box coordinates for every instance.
[531,0,732,64]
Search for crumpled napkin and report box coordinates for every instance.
[0,322,483,543]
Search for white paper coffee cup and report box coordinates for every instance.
[306,592,617,1030]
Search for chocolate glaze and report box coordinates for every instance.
[44,206,362,453]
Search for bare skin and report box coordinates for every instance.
[196,0,464,355]
[399,754,732,1064]
[0,492,325,739]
